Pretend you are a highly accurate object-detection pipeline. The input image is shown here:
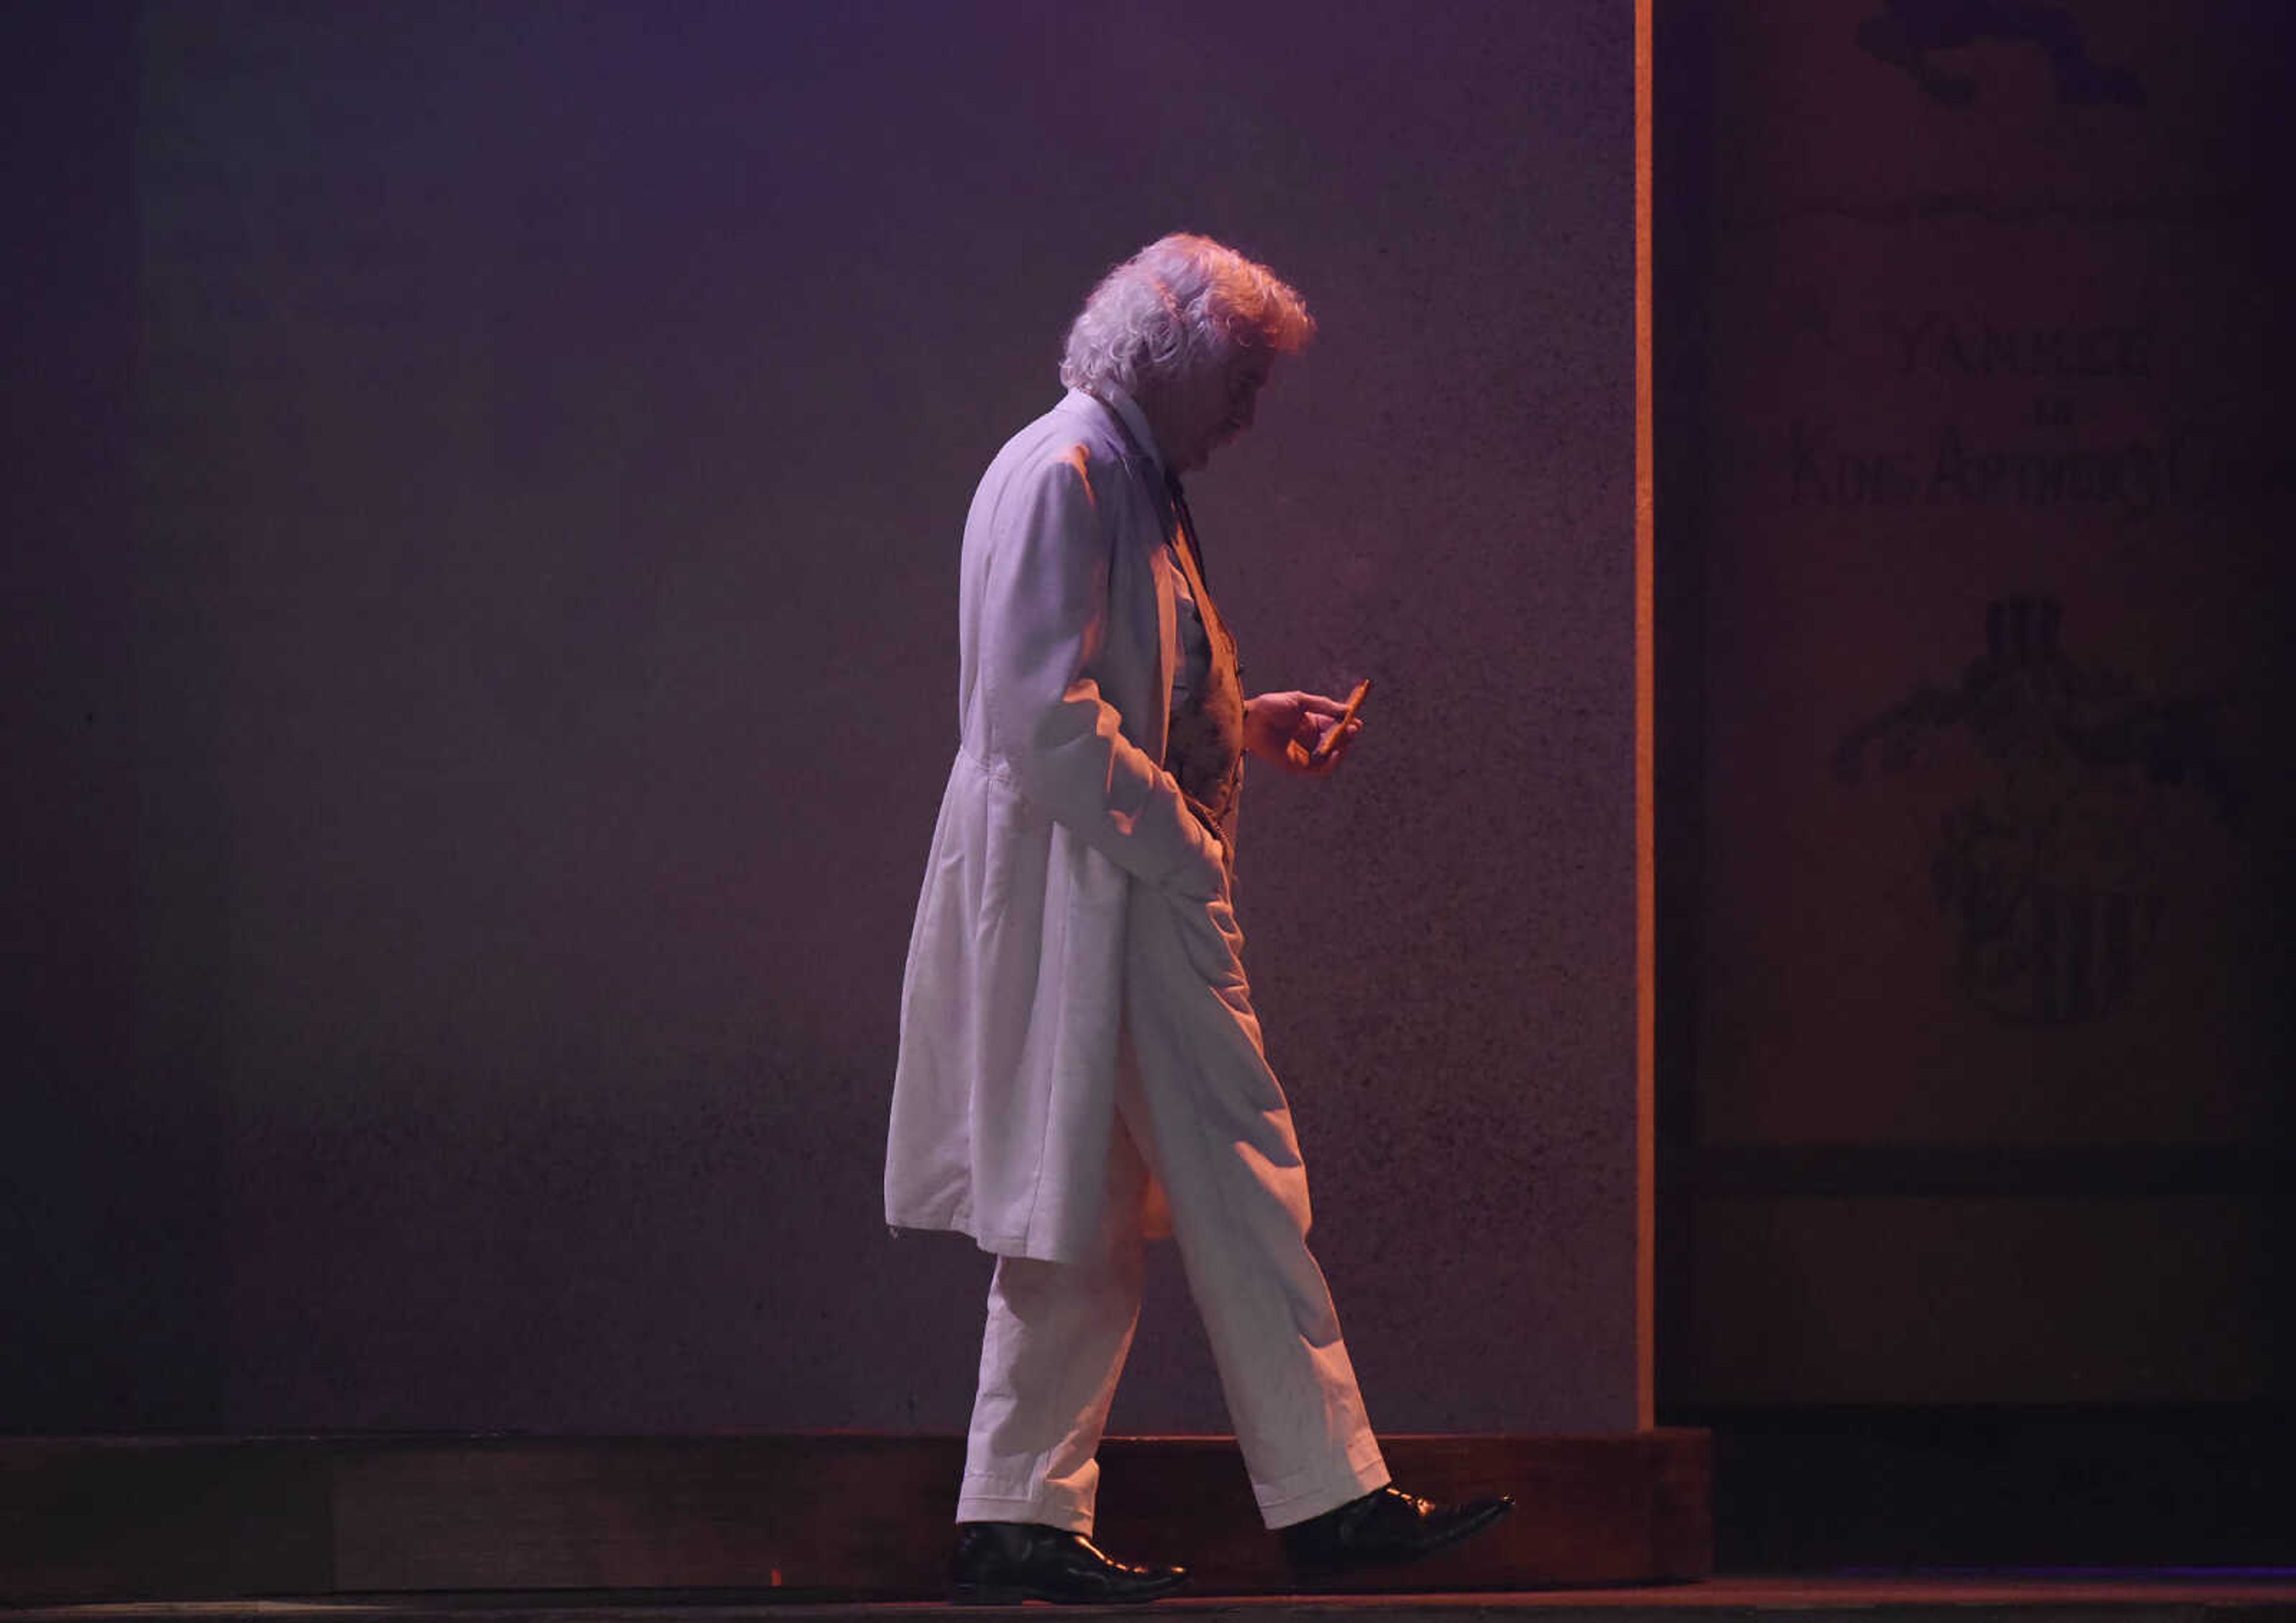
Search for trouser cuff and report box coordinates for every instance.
[1253,1434,1391,1530]
[954,1483,1095,1535]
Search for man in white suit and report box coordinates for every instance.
[889,234,1510,1603]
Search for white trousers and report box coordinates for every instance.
[957,887,1390,1533]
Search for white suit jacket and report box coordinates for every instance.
[886,389,1227,1262]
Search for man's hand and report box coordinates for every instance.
[1243,690,1365,777]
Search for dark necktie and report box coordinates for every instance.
[1157,470,1245,849]
[1163,471,1228,645]
[1162,468,1242,706]
[1166,473,1212,585]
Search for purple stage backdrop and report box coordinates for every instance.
[2,4,1638,1434]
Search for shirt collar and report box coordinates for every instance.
[1092,386,1165,479]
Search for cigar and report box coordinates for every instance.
[1303,679,1370,766]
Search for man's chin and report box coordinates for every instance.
[1183,435,1241,474]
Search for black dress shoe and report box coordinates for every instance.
[1279,1484,1515,1575]
[950,1521,1189,1605]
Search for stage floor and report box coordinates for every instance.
[9,1575,2296,1622]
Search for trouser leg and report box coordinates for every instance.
[956,1128,1149,1533]
[1120,888,1390,1530]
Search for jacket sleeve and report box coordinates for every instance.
[978,445,1227,900]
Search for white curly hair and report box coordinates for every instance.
[1058,233,1314,398]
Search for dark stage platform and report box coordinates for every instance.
[15,1433,2289,1621]
[7,1576,2296,1622]
[0,1435,1704,1604]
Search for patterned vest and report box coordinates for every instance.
[1158,473,1245,862]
